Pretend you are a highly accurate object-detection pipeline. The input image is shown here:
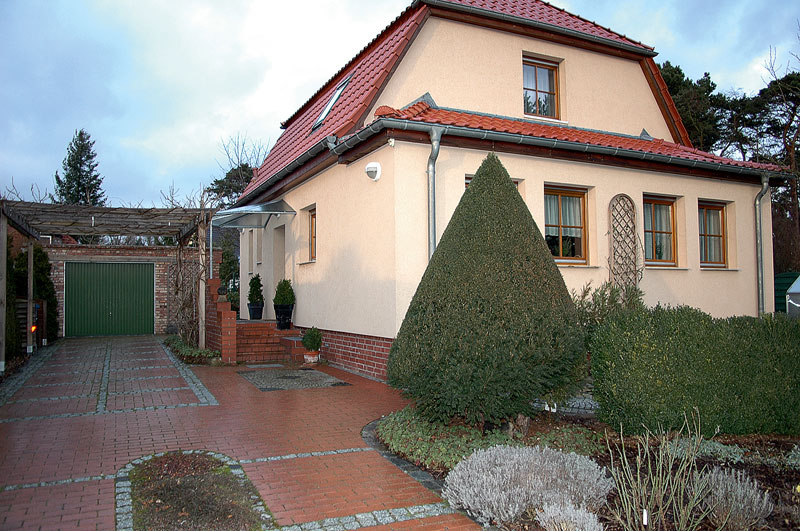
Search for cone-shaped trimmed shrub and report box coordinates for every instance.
[387,153,584,424]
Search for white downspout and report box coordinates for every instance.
[427,127,444,259]
[754,173,770,315]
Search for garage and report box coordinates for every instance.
[65,262,155,336]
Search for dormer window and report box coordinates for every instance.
[523,59,559,119]
[312,75,352,130]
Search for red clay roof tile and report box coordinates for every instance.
[434,0,651,50]
[240,5,428,200]
[381,102,781,172]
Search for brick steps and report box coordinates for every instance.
[205,281,310,364]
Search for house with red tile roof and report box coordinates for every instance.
[222,0,785,380]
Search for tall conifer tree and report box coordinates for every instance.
[53,129,106,206]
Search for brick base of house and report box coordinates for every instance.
[312,328,394,381]
[205,278,393,378]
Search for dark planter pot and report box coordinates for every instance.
[247,302,264,320]
[274,304,294,330]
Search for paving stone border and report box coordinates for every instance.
[280,503,455,530]
[114,450,274,531]
[160,343,218,405]
[0,343,60,405]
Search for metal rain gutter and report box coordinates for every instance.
[754,173,770,315]
[235,136,337,207]
[418,0,658,58]
[332,117,775,179]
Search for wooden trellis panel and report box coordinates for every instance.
[608,194,641,287]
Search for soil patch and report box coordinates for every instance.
[129,451,271,530]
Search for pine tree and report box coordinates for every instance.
[53,129,106,206]
[386,153,585,425]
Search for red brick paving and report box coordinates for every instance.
[0,480,115,530]
[0,337,480,529]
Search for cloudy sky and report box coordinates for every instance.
[1,0,797,206]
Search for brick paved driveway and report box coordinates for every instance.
[0,337,477,530]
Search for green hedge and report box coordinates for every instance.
[592,306,800,435]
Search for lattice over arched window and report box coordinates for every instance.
[608,194,641,287]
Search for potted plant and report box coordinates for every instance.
[247,274,264,320]
[273,278,295,330]
[301,326,322,363]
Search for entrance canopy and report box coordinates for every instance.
[211,199,296,229]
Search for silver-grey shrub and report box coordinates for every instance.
[442,445,612,525]
[701,467,773,530]
[668,438,745,464]
[535,502,604,531]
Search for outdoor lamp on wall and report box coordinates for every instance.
[365,162,381,182]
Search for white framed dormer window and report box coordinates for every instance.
[312,75,353,130]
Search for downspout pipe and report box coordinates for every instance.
[427,127,444,259]
[754,172,770,315]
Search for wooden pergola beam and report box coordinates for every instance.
[4,201,208,238]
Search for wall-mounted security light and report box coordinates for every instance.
[365,162,381,182]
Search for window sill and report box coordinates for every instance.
[701,267,739,271]
[556,263,598,269]
[645,266,688,270]
[299,260,316,266]
[524,114,568,126]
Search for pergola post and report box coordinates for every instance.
[26,239,33,354]
[0,210,7,374]
[197,214,207,349]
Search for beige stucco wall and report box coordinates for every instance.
[366,16,674,142]
[240,145,399,339]
[389,142,774,327]
[241,141,773,340]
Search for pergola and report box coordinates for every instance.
[0,200,213,374]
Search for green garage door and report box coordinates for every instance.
[65,262,155,336]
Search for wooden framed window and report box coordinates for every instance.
[544,187,587,262]
[698,202,726,267]
[309,208,316,261]
[523,59,559,119]
[643,197,677,266]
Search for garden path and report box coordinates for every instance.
[0,336,478,529]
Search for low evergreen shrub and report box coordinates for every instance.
[572,280,643,351]
[442,445,611,525]
[272,278,295,305]
[163,335,219,363]
[387,153,584,425]
[248,275,264,304]
[376,407,516,471]
[592,306,800,435]
[301,327,322,351]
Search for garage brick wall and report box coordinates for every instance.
[46,244,220,337]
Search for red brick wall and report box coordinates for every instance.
[45,244,220,337]
[205,277,237,362]
[312,328,394,381]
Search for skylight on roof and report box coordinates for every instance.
[312,75,353,130]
